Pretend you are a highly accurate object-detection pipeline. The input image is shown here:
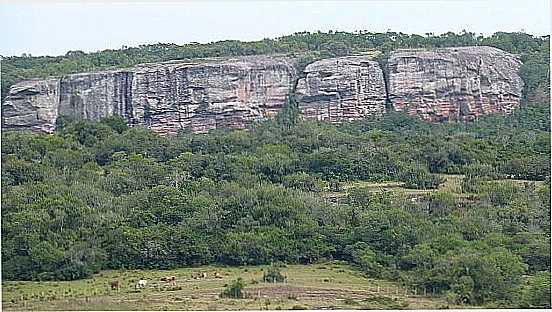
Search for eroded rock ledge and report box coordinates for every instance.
[2,46,523,134]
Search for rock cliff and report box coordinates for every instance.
[386,46,523,121]
[295,56,386,122]
[2,46,524,134]
[3,56,296,134]
[2,78,61,132]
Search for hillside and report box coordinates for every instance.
[3,262,460,310]
[1,30,550,309]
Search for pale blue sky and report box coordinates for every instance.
[0,0,550,56]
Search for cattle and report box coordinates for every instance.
[110,280,119,291]
[135,278,147,289]
[161,276,177,286]
[214,272,223,279]
[191,272,206,280]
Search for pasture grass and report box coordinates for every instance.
[339,174,542,196]
[2,262,453,310]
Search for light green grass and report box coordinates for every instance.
[334,174,543,198]
[2,262,454,310]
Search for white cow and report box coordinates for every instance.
[136,279,147,289]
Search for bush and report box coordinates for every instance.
[345,242,383,277]
[282,172,324,192]
[463,163,500,179]
[517,271,551,308]
[263,265,286,283]
[401,166,444,189]
[220,278,246,299]
[290,305,308,310]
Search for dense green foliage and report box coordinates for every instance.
[2,31,549,103]
[2,103,550,307]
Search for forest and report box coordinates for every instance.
[1,31,551,308]
[2,103,550,307]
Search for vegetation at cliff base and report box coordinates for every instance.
[2,103,550,308]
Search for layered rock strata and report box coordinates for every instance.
[295,56,387,122]
[2,46,524,134]
[386,46,523,121]
[3,56,296,134]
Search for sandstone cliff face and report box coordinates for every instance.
[2,56,296,134]
[58,71,134,124]
[295,56,386,122]
[386,46,523,121]
[130,57,295,134]
[2,46,525,134]
[3,78,61,132]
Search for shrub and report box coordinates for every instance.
[517,271,551,308]
[401,166,444,189]
[263,265,286,283]
[291,304,308,310]
[220,278,246,299]
[282,172,324,192]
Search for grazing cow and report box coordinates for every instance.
[135,278,147,289]
[214,272,223,279]
[191,272,206,280]
[110,280,119,290]
[161,276,177,286]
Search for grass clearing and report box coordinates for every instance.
[330,174,543,199]
[2,262,454,310]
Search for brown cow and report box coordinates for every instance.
[110,280,119,291]
[191,272,206,280]
[161,276,177,286]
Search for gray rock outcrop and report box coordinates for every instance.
[2,46,525,134]
[386,46,523,121]
[2,56,296,134]
[2,78,61,132]
[295,56,387,122]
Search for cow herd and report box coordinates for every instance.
[109,272,224,291]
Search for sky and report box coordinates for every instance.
[0,0,550,57]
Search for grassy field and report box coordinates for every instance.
[331,174,543,197]
[2,262,455,311]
